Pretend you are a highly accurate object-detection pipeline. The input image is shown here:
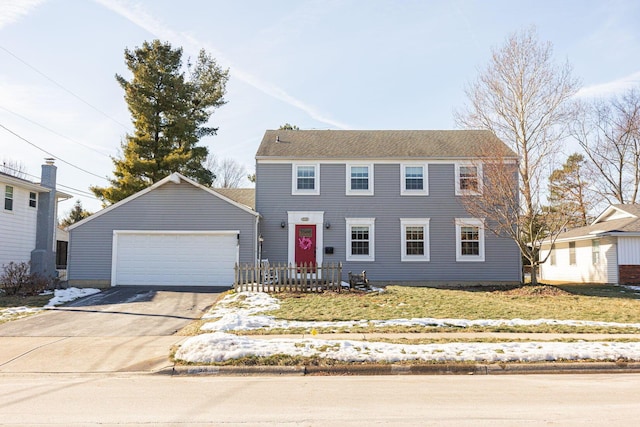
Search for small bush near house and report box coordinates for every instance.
[0,262,51,297]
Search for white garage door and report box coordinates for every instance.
[112,231,238,286]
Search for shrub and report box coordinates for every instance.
[0,262,51,296]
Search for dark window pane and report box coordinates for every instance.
[350,166,369,190]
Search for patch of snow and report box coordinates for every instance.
[176,332,640,364]
[175,291,640,364]
[44,287,101,307]
[201,292,640,332]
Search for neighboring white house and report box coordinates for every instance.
[0,160,71,277]
[539,204,640,285]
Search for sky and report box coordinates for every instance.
[1,0,639,215]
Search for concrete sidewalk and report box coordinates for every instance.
[0,336,187,373]
[2,331,640,375]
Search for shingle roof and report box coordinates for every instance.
[213,188,255,210]
[256,130,517,159]
[555,204,640,241]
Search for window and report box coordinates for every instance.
[550,244,556,266]
[4,185,13,211]
[346,164,373,195]
[29,192,37,208]
[346,218,375,261]
[56,240,68,269]
[455,163,482,195]
[455,218,485,262]
[569,242,576,265]
[401,219,430,261]
[292,164,319,195]
[401,164,428,195]
[592,240,600,265]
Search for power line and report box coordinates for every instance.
[0,105,114,158]
[0,45,131,131]
[0,123,109,181]
[0,164,102,200]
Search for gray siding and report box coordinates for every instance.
[256,162,521,284]
[68,182,257,286]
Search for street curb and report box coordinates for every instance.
[162,361,640,376]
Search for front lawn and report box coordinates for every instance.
[207,284,640,334]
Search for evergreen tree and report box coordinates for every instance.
[60,200,92,227]
[548,153,593,228]
[92,40,229,204]
[279,123,299,130]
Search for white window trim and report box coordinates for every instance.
[345,163,374,196]
[4,185,14,212]
[401,163,429,196]
[346,218,375,261]
[455,163,483,196]
[455,218,485,262]
[400,218,430,262]
[292,163,320,195]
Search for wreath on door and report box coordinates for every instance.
[298,236,313,251]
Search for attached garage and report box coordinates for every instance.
[112,231,239,286]
[68,173,258,288]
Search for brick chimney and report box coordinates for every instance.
[30,158,57,278]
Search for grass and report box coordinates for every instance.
[204,284,640,335]
[0,292,50,324]
[267,285,640,324]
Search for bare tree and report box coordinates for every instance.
[460,146,568,286]
[570,88,640,205]
[205,155,246,188]
[1,159,28,180]
[455,27,579,285]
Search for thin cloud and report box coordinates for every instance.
[0,0,46,29]
[95,0,351,130]
[576,71,640,98]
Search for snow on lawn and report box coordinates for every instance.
[174,291,640,364]
[0,288,101,322]
[200,291,640,332]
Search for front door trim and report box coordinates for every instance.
[287,211,324,266]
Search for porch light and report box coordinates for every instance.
[325,221,331,229]
[280,221,286,228]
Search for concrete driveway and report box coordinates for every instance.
[0,286,227,373]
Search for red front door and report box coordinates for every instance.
[295,225,316,267]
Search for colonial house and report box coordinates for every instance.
[255,130,521,285]
[0,159,71,278]
[539,204,640,284]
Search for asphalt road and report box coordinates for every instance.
[1,373,638,425]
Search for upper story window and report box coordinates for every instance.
[455,218,485,262]
[346,218,375,261]
[4,185,13,211]
[29,192,37,208]
[455,163,482,195]
[401,218,430,262]
[346,164,374,195]
[401,164,428,195]
[292,163,319,195]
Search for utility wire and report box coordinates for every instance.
[0,105,114,158]
[0,45,131,131]
[1,164,102,200]
[0,123,109,181]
